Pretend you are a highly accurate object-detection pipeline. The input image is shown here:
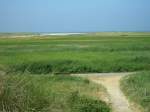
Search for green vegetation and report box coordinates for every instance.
[0,74,110,112]
[0,33,150,74]
[121,71,150,112]
[0,32,150,112]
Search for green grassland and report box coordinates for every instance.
[0,32,150,112]
[0,74,111,112]
[121,71,150,112]
[0,33,150,74]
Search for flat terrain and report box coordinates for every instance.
[0,32,150,112]
[0,32,150,74]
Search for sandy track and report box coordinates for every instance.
[72,73,134,112]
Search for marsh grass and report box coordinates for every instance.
[7,57,150,74]
[0,33,150,112]
[0,74,110,112]
[69,91,110,112]
[121,71,150,112]
[0,34,150,74]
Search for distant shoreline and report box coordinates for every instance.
[0,32,150,38]
[0,32,87,38]
[39,33,86,36]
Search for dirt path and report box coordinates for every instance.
[72,73,134,112]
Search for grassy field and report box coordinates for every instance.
[121,71,150,112]
[0,32,150,112]
[0,32,150,74]
[0,74,111,112]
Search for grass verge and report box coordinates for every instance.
[121,71,150,112]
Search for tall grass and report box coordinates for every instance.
[0,74,111,112]
[121,71,150,112]
[7,57,150,74]
[0,34,150,74]
[69,91,110,112]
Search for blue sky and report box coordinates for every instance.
[0,0,150,32]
